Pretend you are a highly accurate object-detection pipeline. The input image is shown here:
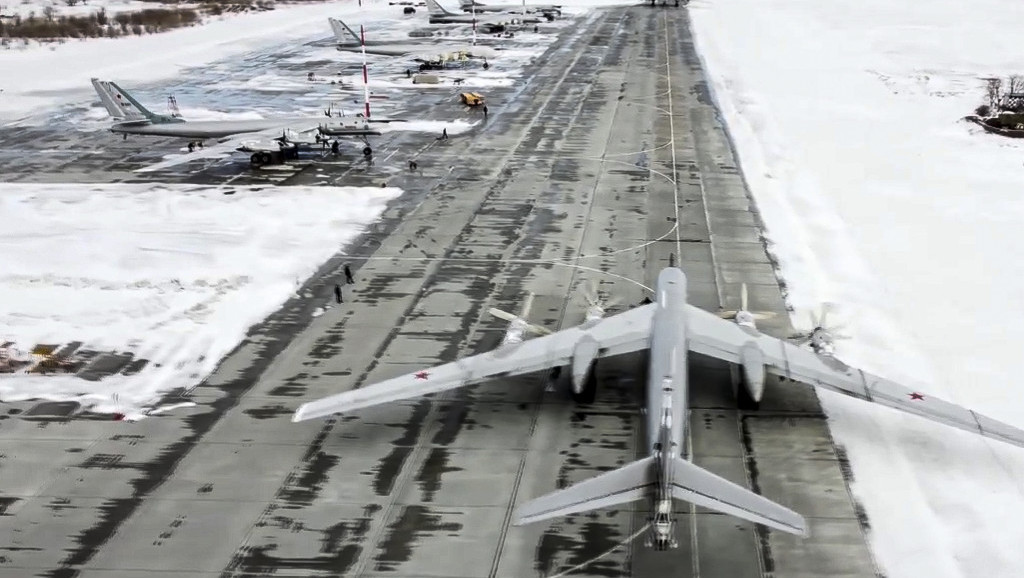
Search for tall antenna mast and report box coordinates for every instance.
[472,2,477,46]
[360,24,371,119]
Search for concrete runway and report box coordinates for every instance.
[1,7,879,577]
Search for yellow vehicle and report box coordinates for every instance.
[459,92,485,107]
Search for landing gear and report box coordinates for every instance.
[188,142,195,152]
[249,151,274,166]
[362,145,373,157]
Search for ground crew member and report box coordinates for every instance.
[334,284,343,303]
[406,69,412,78]
[483,105,488,119]
[442,128,448,140]
[331,140,340,155]
[344,264,355,284]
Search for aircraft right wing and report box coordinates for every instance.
[292,304,655,421]
[684,304,1024,449]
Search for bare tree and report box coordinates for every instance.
[1009,75,1024,96]
[986,77,1003,111]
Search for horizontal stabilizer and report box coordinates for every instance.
[515,457,654,525]
[670,457,807,536]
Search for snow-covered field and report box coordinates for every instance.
[0,0,399,119]
[0,0,157,19]
[0,0,624,121]
[689,0,1024,575]
[0,184,400,417]
[0,0,626,420]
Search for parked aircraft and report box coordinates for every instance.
[425,0,535,29]
[458,0,562,16]
[293,267,1024,548]
[92,79,381,170]
[329,18,497,60]
[91,79,326,146]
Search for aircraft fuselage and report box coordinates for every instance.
[109,117,320,140]
[645,267,689,548]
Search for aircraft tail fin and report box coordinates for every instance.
[328,17,361,45]
[459,0,480,8]
[426,0,455,17]
[91,78,145,121]
[99,80,164,122]
[670,457,807,536]
[515,457,654,525]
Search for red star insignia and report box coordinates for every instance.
[908,392,925,401]
[414,371,429,380]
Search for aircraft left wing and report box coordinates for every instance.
[684,304,1024,449]
[292,304,655,421]
[135,137,244,173]
[134,124,370,173]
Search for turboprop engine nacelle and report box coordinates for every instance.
[571,335,600,394]
[739,341,766,403]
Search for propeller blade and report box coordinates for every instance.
[488,307,517,322]
[520,292,535,319]
[819,303,833,328]
[752,312,776,320]
[740,283,749,312]
[833,334,852,340]
[809,310,820,329]
[526,323,552,336]
[583,280,598,307]
[718,310,738,319]
[791,335,812,345]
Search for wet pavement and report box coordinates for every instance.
[0,7,879,578]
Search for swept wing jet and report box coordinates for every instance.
[458,0,562,16]
[92,79,381,170]
[329,18,498,60]
[424,0,535,28]
[293,267,1024,548]
[92,79,324,140]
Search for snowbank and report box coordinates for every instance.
[689,0,1024,576]
[0,183,400,416]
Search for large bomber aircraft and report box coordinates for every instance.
[329,18,497,60]
[425,0,537,29]
[458,0,562,16]
[91,79,381,169]
[293,267,1024,549]
[92,79,321,142]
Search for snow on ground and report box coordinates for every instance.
[689,0,1024,575]
[0,0,403,119]
[377,118,476,133]
[0,0,626,121]
[0,183,400,417]
[0,0,158,19]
